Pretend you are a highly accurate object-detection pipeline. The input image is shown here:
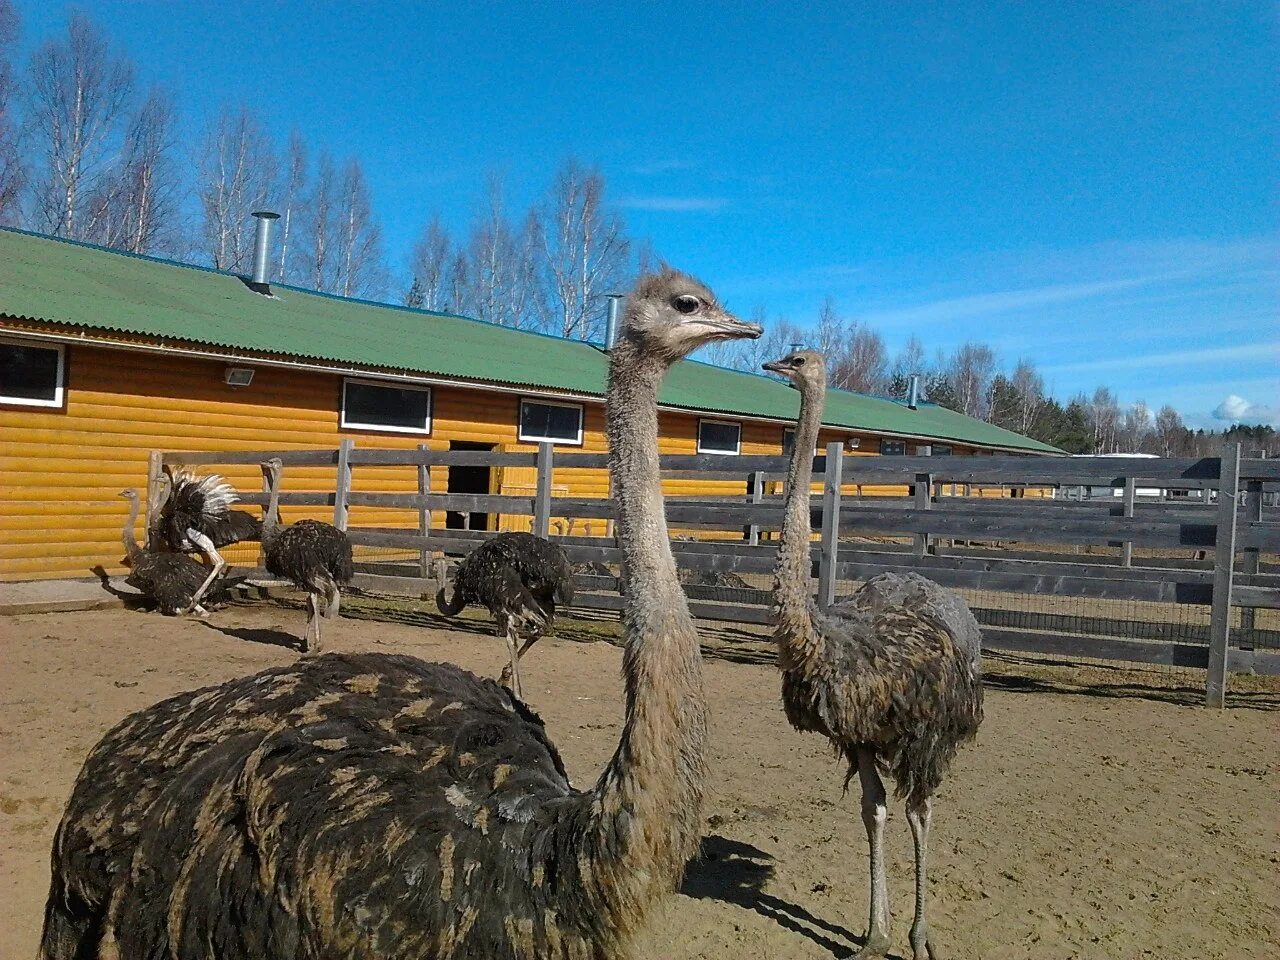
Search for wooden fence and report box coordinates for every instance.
[155,443,1280,706]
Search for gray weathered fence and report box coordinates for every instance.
[157,443,1280,706]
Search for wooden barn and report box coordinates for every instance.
[0,228,1058,581]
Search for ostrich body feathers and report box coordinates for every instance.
[786,572,983,804]
[439,533,574,630]
[123,551,209,616]
[264,519,353,600]
[40,652,636,959]
[160,470,262,550]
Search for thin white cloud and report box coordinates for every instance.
[856,275,1171,328]
[616,196,728,212]
[1213,395,1252,420]
[1044,342,1280,375]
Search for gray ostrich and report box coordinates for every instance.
[762,349,983,960]
[117,489,213,616]
[39,268,761,960]
[155,468,262,612]
[434,531,575,698]
[260,457,354,655]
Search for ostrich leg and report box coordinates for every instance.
[854,746,892,959]
[906,797,936,960]
[301,592,320,656]
[183,529,226,612]
[496,615,522,699]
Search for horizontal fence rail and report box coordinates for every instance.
[157,442,1280,705]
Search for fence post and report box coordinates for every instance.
[1121,476,1136,567]
[333,438,354,531]
[1239,477,1263,636]
[144,450,164,550]
[1206,443,1241,708]
[817,441,844,610]
[747,470,764,546]
[913,444,932,558]
[417,443,432,578]
[533,442,553,539]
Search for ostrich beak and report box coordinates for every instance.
[689,313,763,343]
[762,360,789,374]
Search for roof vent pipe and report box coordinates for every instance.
[907,374,921,410]
[249,210,280,294]
[604,293,624,349]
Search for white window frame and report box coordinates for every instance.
[697,418,742,455]
[0,335,66,408]
[340,376,433,435]
[518,398,585,446]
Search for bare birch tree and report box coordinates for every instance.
[1089,386,1121,453]
[25,14,133,239]
[1009,358,1045,435]
[405,213,452,310]
[945,342,997,419]
[1154,405,1184,457]
[332,157,385,298]
[834,326,887,394]
[812,297,847,358]
[301,150,336,291]
[91,88,180,254]
[0,0,21,224]
[538,159,629,339]
[275,130,306,283]
[459,175,540,327]
[196,105,276,271]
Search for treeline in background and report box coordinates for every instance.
[0,7,1271,456]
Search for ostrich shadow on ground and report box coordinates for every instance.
[202,621,305,652]
[682,835,874,958]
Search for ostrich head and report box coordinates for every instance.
[763,349,827,393]
[620,268,762,361]
[262,457,283,477]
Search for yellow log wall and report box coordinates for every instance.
[0,339,1013,581]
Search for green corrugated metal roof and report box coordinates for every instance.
[0,228,1060,453]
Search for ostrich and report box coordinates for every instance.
[762,349,983,960]
[117,489,212,616]
[155,467,262,612]
[260,457,354,655]
[40,268,761,960]
[434,531,575,698]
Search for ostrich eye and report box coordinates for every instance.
[672,295,701,315]
[793,357,807,366]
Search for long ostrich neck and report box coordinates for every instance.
[121,495,143,563]
[568,337,708,929]
[774,379,826,671]
[261,470,281,546]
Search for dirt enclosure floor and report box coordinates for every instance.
[2,598,1278,959]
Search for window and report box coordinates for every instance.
[340,378,432,434]
[880,438,907,456]
[0,338,65,408]
[698,419,741,455]
[518,399,584,445]
[931,444,953,456]
[782,427,796,456]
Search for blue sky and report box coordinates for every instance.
[11,1,1277,427]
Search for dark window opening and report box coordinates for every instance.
[0,340,64,406]
[880,439,907,456]
[698,419,741,455]
[519,400,583,445]
[341,378,431,433]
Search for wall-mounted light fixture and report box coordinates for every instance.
[845,438,861,451]
[224,366,255,387]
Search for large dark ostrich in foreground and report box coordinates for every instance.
[117,489,211,616]
[435,531,574,697]
[763,349,983,960]
[155,468,262,611]
[40,269,761,960]
[260,457,353,655]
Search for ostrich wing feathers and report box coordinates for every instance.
[41,653,614,959]
[162,471,260,549]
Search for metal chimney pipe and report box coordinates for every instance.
[604,293,624,349]
[249,210,280,293]
[907,374,921,410]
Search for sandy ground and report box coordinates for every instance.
[2,598,1278,960]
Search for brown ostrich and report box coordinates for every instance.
[762,349,983,960]
[117,489,212,616]
[39,269,761,960]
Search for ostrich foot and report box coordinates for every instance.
[847,932,891,959]
[909,925,938,960]
[186,605,210,621]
